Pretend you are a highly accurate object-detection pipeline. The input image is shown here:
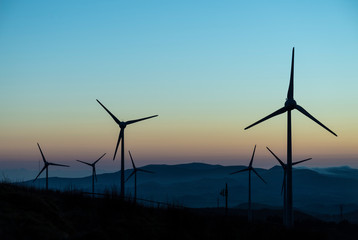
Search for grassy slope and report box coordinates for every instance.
[0,183,357,240]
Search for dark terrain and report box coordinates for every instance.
[1,182,358,240]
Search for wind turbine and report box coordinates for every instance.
[76,153,106,196]
[33,143,69,190]
[96,99,158,198]
[244,48,337,227]
[219,183,228,215]
[230,145,266,222]
[266,146,311,224]
[125,150,154,204]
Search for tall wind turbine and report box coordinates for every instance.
[230,145,266,222]
[244,48,337,227]
[125,150,154,204]
[76,153,106,196]
[33,143,69,190]
[266,146,311,224]
[96,99,158,198]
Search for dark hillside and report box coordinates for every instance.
[1,183,357,240]
[23,163,358,215]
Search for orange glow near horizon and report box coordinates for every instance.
[0,106,355,169]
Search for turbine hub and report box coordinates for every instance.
[284,99,297,110]
[119,122,127,128]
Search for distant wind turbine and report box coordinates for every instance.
[33,143,69,190]
[76,153,106,196]
[230,145,266,222]
[266,146,311,224]
[125,150,154,204]
[244,48,337,227]
[96,99,158,198]
[219,183,228,215]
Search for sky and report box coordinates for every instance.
[0,0,357,179]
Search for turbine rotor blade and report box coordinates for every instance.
[49,163,70,167]
[33,166,46,182]
[137,169,154,174]
[94,153,106,165]
[287,47,295,100]
[96,99,121,125]
[266,147,285,168]
[113,129,123,161]
[128,150,136,169]
[76,160,92,166]
[37,143,47,164]
[125,171,135,182]
[295,105,337,137]
[126,115,158,125]
[292,158,312,166]
[252,168,266,184]
[244,107,287,130]
[230,168,249,175]
[249,145,256,167]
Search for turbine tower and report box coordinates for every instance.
[76,153,106,196]
[219,183,229,215]
[244,48,337,227]
[126,150,154,204]
[230,145,266,222]
[266,146,311,224]
[33,143,69,190]
[96,99,158,198]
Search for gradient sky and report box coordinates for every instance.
[0,0,357,178]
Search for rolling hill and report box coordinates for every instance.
[21,163,358,220]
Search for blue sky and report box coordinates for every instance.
[0,0,357,179]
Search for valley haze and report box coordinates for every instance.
[8,162,358,220]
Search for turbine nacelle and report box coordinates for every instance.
[284,99,297,110]
[119,122,127,129]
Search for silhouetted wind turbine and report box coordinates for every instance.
[96,99,158,198]
[244,48,337,227]
[125,150,154,204]
[219,183,228,215]
[33,143,69,190]
[266,146,311,224]
[230,145,266,222]
[76,153,106,196]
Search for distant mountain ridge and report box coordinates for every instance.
[21,163,358,219]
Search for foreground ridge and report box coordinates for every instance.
[1,182,357,240]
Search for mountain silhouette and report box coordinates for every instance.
[21,163,358,220]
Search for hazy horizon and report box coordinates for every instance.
[1,158,356,182]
